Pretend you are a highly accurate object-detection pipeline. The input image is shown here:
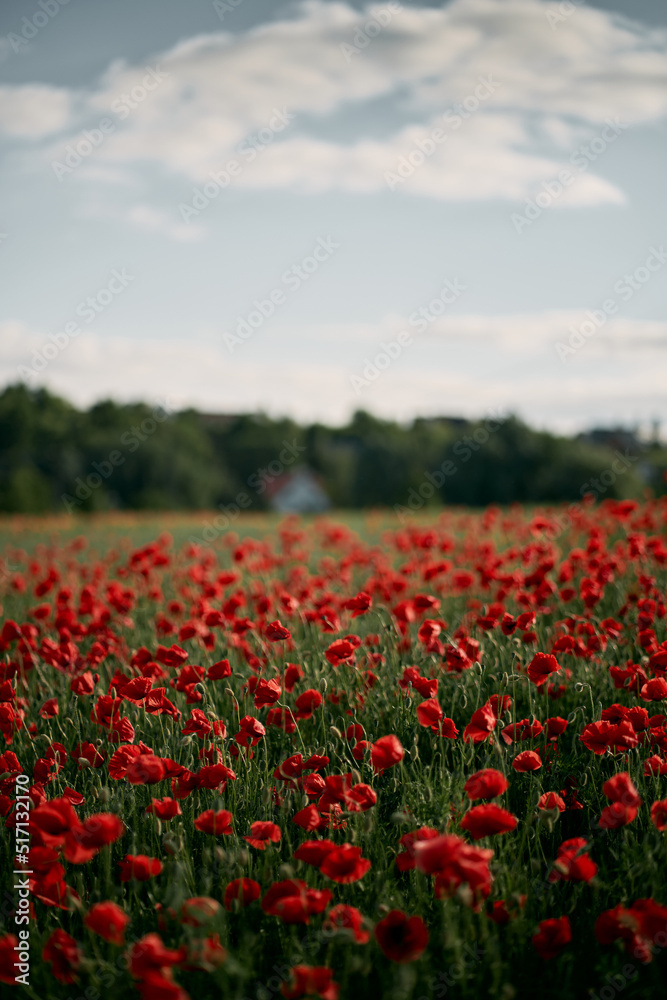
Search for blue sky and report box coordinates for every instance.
[1,0,666,431]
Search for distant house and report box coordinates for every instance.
[265,467,331,513]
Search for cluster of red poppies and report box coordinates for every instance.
[0,498,666,997]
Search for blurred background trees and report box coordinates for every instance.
[0,383,663,513]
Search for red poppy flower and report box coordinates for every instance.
[254,678,282,708]
[463,704,497,743]
[347,783,377,811]
[85,902,130,945]
[39,697,59,718]
[374,910,429,964]
[651,799,667,830]
[108,744,145,779]
[413,833,493,900]
[319,844,371,884]
[244,821,282,849]
[146,797,182,820]
[631,898,667,949]
[395,826,440,871]
[181,709,212,738]
[460,804,517,840]
[266,620,291,641]
[155,644,188,667]
[121,676,153,702]
[324,639,357,667]
[416,698,443,729]
[295,689,323,719]
[436,716,459,739]
[644,755,667,777]
[293,839,337,867]
[413,695,455,735]
[538,792,566,812]
[194,809,233,836]
[63,812,125,864]
[293,803,327,832]
[196,763,236,791]
[0,934,19,985]
[527,652,560,687]
[501,718,543,744]
[370,735,404,773]
[284,663,304,691]
[412,833,466,874]
[274,753,306,781]
[118,854,163,882]
[71,741,106,768]
[125,754,166,785]
[42,929,82,983]
[464,768,508,800]
[127,932,187,980]
[596,898,667,960]
[207,658,231,680]
[237,715,266,743]
[408,674,438,701]
[487,897,526,925]
[144,687,180,720]
[545,717,568,740]
[63,787,86,806]
[224,878,261,911]
[607,719,641,753]
[512,751,542,772]
[343,592,372,616]
[281,965,339,1000]
[261,879,332,924]
[323,904,369,944]
[599,803,639,829]
[17,846,63,886]
[602,773,642,808]
[579,721,613,755]
[532,916,571,960]
[550,838,597,883]
[70,672,96,697]
[641,677,667,702]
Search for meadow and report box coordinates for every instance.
[1,501,666,1000]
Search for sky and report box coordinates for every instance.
[0,0,666,432]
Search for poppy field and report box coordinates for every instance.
[1,501,667,1000]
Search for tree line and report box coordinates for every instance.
[0,383,664,513]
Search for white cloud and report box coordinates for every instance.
[123,203,205,241]
[233,112,626,203]
[425,312,667,352]
[74,199,206,241]
[5,0,666,203]
[1,313,665,431]
[0,84,74,137]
